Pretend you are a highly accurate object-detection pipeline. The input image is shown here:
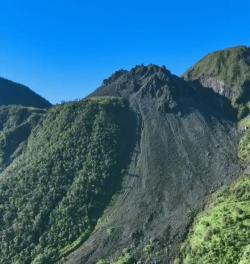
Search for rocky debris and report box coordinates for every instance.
[64,65,241,264]
[199,76,226,95]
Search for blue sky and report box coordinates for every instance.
[0,0,249,103]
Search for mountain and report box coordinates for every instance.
[183,46,250,118]
[0,77,51,108]
[0,48,249,264]
[64,65,241,264]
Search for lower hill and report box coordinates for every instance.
[0,77,51,108]
[0,105,46,171]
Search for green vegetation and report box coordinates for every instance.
[184,46,250,118]
[113,250,135,264]
[96,242,164,264]
[239,116,250,162]
[0,97,136,263]
[0,105,45,171]
[178,174,250,264]
[143,243,154,256]
[96,249,136,264]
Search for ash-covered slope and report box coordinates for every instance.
[64,65,241,263]
[0,77,51,108]
[183,46,250,118]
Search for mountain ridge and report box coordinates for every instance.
[64,63,241,263]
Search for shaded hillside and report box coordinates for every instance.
[0,97,136,263]
[0,77,51,108]
[183,46,250,118]
[0,106,45,171]
[64,65,241,264]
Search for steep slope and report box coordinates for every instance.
[0,97,136,263]
[183,46,250,118]
[176,173,250,264]
[0,106,45,171]
[0,77,51,108]
[170,47,250,264]
[176,117,250,264]
[64,65,241,263]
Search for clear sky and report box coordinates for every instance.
[0,0,249,104]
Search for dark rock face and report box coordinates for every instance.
[64,65,241,263]
[0,77,51,108]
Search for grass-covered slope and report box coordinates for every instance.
[0,97,136,263]
[177,174,250,264]
[183,46,250,118]
[0,77,51,108]
[177,117,250,264]
[0,106,45,171]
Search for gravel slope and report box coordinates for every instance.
[63,65,241,263]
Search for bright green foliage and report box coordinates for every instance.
[113,251,135,264]
[184,46,250,118]
[178,174,250,264]
[0,97,136,263]
[239,132,250,162]
[96,260,110,264]
[238,244,250,264]
[0,105,45,171]
[96,249,136,264]
[239,116,250,162]
[143,243,154,256]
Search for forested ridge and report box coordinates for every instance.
[0,97,136,263]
